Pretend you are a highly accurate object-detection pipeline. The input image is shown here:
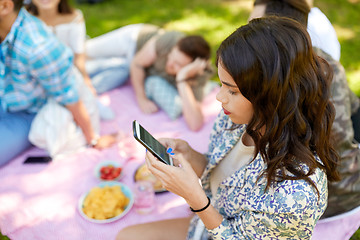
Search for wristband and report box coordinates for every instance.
[88,135,100,148]
[189,196,211,213]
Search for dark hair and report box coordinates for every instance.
[254,0,310,26]
[12,0,23,11]
[216,16,339,192]
[26,0,73,15]
[177,35,211,60]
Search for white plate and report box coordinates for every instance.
[78,181,134,223]
[134,163,167,193]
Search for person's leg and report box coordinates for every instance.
[144,76,182,120]
[86,58,130,94]
[85,23,143,61]
[116,217,191,240]
[97,99,115,121]
[0,109,36,166]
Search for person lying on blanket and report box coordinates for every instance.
[85,24,214,131]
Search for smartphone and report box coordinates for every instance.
[23,156,52,164]
[133,120,173,166]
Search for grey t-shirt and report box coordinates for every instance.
[136,26,213,101]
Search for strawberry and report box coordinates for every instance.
[99,165,122,180]
[113,168,121,177]
[100,166,107,174]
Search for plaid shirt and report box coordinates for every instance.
[0,8,79,113]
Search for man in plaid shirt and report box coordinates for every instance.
[0,0,115,165]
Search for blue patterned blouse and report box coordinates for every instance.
[186,110,328,240]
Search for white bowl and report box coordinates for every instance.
[78,181,134,224]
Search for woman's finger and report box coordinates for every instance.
[158,138,176,151]
[145,154,167,180]
[145,151,173,177]
[145,152,182,191]
[171,153,191,169]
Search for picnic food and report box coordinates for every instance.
[100,165,122,180]
[134,164,164,192]
[82,185,129,220]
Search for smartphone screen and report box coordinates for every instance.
[23,156,52,164]
[133,120,173,165]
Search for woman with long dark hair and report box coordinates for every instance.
[117,16,339,240]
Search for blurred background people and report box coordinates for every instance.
[306,0,341,61]
[250,0,341,61]
[26,0,116,120]
[85,24,214,131]
[0,0,116,165]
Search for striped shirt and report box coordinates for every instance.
[0,8,79,113]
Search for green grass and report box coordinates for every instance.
[0,231,10,240]
[352,233,360,240]
[316,0,360,96]
[75,0,360,96]
[351,227,360,240]
[74,0,253,83]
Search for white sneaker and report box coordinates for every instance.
[97,100,115,121]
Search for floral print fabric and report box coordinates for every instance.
[187,110,328,240]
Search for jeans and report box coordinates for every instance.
[86,57,130,94]
[85,24,143,94]
[0,102,36,166]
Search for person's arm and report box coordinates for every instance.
[145,151,223,229]
[65,100,117,148]
[74,53,96,95]
[31,34,116,149]
[130,37,158,113]
[186,194,223,231]
[146,149,324,239]
[176,81,203,131]
[70,10,97,95]
[175,58,208,131]
[65,100,96,144]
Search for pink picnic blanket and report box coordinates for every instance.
[0,85,359,240]
[0,85,221,240]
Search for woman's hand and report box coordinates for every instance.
[145,150,205,202]
[158,138,208,177]
[158,138,192,158]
